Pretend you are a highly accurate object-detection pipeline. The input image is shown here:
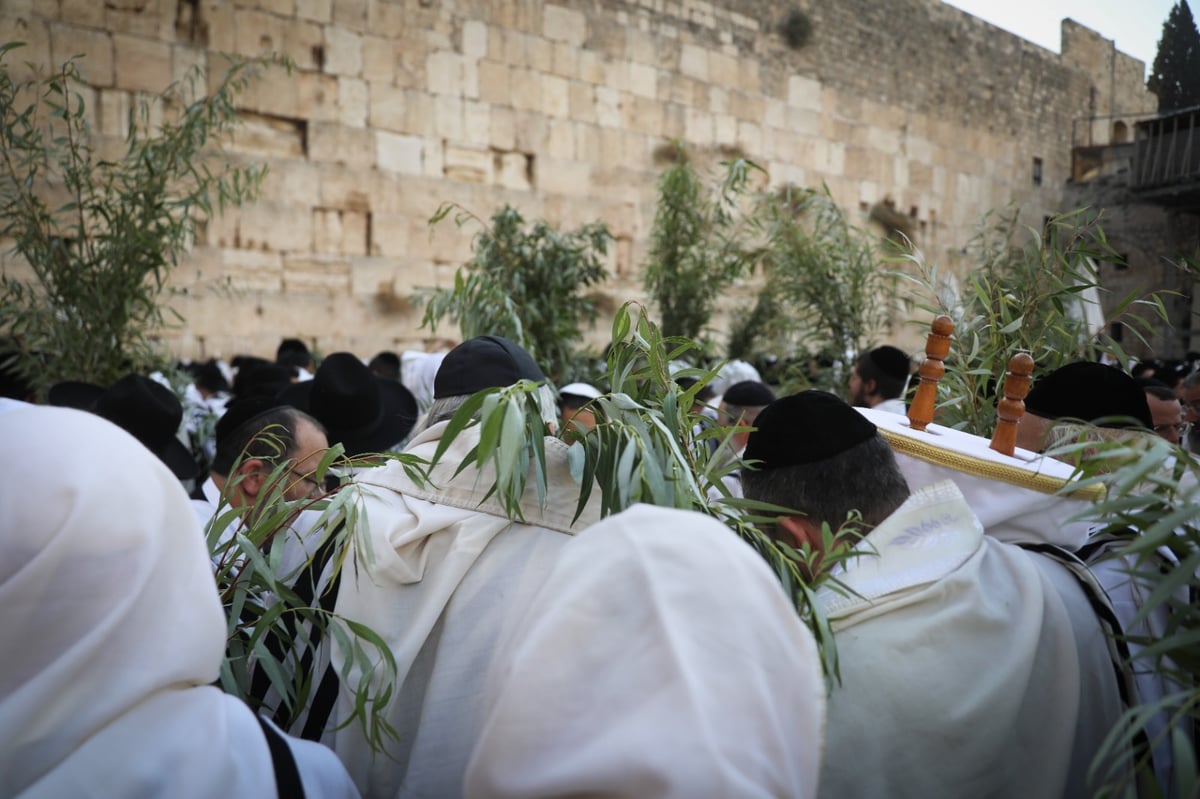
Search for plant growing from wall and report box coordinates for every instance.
[896,207,1172,436]
[0,43,268,396]
[642,145,757,346]
[780,7,813,50]
[415,204,611,384]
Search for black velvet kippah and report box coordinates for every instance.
[1025,362,1152,429]
[743,390,878,468]
[722,380,776,407]
[868,346,911,381]
[434,335,546,398]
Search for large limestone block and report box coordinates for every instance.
[628,61,656,100]
[680,42,708,80]
[595,85,621,128]
[434,94,465,140]
[537,157,591,196]
[324,25,363,76]
[234,8,284,57]
[223,247,284,292]
[310,122,374,168]
[58,0,105,28]
[50,24,113,86]
[442,144,494,183]
[543,4,586,47]
[566,79,597,123]
[542,74,570,117]
[550,41,578,79]
[478,59,511,105]
[318,162,372,212]
[283,18,323,71]
[98,89,130,138]
[376,131,424,175]
[239,203,315,253]
[369,84,408,133]
[339,76,368,127]
[510,65,542,112]
[462,19,488,58]
[462,100,491,147]
[112,33,170,92]
[361,35,396,83]
[296,0,331,23]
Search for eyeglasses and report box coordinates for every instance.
[1153,422,1193,438]
[1184,400,1200,414]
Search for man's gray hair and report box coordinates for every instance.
[741,434,910,529]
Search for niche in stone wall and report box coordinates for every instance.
[233,113,308,159]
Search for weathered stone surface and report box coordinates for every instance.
[112,33,170,92]
[3,0,1161,359]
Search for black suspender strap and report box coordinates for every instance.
[256,715,307,799]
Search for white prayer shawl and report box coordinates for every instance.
[0,405,358,798]
[857,408,1130,795]
[816,481,1086,799]
[332,421,601,799]
[464,503,826,799]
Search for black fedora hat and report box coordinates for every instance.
[278,352,418,456]
[88,375,198,480]
[47,379,107,410]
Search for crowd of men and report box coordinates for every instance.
[1,336,1196,798]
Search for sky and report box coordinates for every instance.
[940,0,1180,78]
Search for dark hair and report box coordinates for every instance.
[742,434,909,529]
[559,393,591,412]
[210,406,322,477]
[369,351,402,381]
[854,349,908,400]
[276,338,312,370]
[1143,383,1178,402]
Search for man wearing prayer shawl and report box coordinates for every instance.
[463,504,826,798]
[329,336,602,798]
[0,403,358,798]
[741,391,1100,798]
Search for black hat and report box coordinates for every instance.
[215,395,287,451]
[743,391,878,468]
[433,335,546,399]
[233,361,294,399]
[867,346,911,381]
[46,380,106,410]
[1025,362,1152,429]
[91,374,198,480]
[0,350,35,401]
[194,359,230,394]
[278,352,418,456]
[722,380,776,407]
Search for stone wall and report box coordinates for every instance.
[0,0,1156,361]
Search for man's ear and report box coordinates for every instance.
[777,515,822,550]
[235,458,267,498]
[864,378,879,398]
